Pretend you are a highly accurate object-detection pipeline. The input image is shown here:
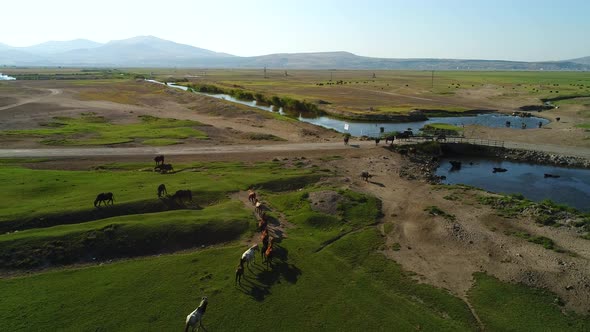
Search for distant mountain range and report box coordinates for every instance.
[1,36,588,70]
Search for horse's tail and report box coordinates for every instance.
[184,322,190,332]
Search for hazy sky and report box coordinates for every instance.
[2,0,589,61]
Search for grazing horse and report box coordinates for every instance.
[493,167,508,173]
[172,189,192,202]
[154,155,165,166]
[157,184,167,198]
[241,244,259,267]
[94,192,114,207]
[344,136,350,145]
[361,171,372,181]
[248,190,257,204]
[235,262,244,285]
[155,163,173,173]
[385,135,395,145]
[375,138,380,145]
[556,117,561,122]
[185,297,208,332]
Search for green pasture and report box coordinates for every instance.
[0,161,314,223]
[0,160,589,330]
[0,114,208,146]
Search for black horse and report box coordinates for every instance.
[154,155,165,166]
[361,171,372,181]
[94,192,114,207]
[344,136,350,145]
[155,163,174,174]
[385,135,395,145]
[157,184,167,198]
[172,189,192,202]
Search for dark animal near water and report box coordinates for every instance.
[556,117,561,122]
[344,136,350,145]
[397,131,413,139]
[505,121,511,128]
[544,173,560,178]
[155,163,173,173]
[493,167,508,173]
[157,184,167,198]
[172,189,192,202]
[154,155,165,166]
[375,138,380,145]
[538,121,543,128]
[385,135,395,145]
[449,161,462,170]
[94,192,114,207]
[361,171,372,181]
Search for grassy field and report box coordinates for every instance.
[0,114,208,146]
[1,159,589,330]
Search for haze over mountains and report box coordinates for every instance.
[1,36,588,70]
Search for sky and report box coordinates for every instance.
[2,0,589,61]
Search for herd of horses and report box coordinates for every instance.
[93,156,191,208]
[235,189,275,285]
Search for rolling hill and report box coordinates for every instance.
[0,36,588,70]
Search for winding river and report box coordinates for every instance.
[149,80,549,136]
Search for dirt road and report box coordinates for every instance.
[2,139,589,159]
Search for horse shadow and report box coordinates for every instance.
[368,181,385,187]
[349,144,361,148]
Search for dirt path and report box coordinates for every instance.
[0,88,62,111]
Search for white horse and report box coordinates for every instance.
[185,297,208,332]
[241,244,259,267]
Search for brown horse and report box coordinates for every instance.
[248,190,257,204]
[157,184,167,198]
[154,155,165,166]
[264,238,274,267]
[94,192,114,207]
[172,189,192,202]
[260,230,269,259]
[235,262,244,285]
[258,217,268,232]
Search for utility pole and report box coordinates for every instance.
[330,71,333,81]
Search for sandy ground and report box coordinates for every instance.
[1,79,590,314]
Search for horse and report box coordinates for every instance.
[155,163,173,174]
[185,297,208,332]
[235,262,244,285]
[264,238,274,267]
[157,184,167,198]
[493,167,508,173]
[172,189,192,202]
[556,117,561,122]
[258,217,268,232]
[248,190,257,204]
[375,138,380,145]
[344,136,350,145]
[255,200,265,215]
[94,192,114,207]
[385,135,395,145]
[260,230,269,259]
[154,155,164,166]
[361,171,372,182]
[241,244,259,267]
[505,121,511,128]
